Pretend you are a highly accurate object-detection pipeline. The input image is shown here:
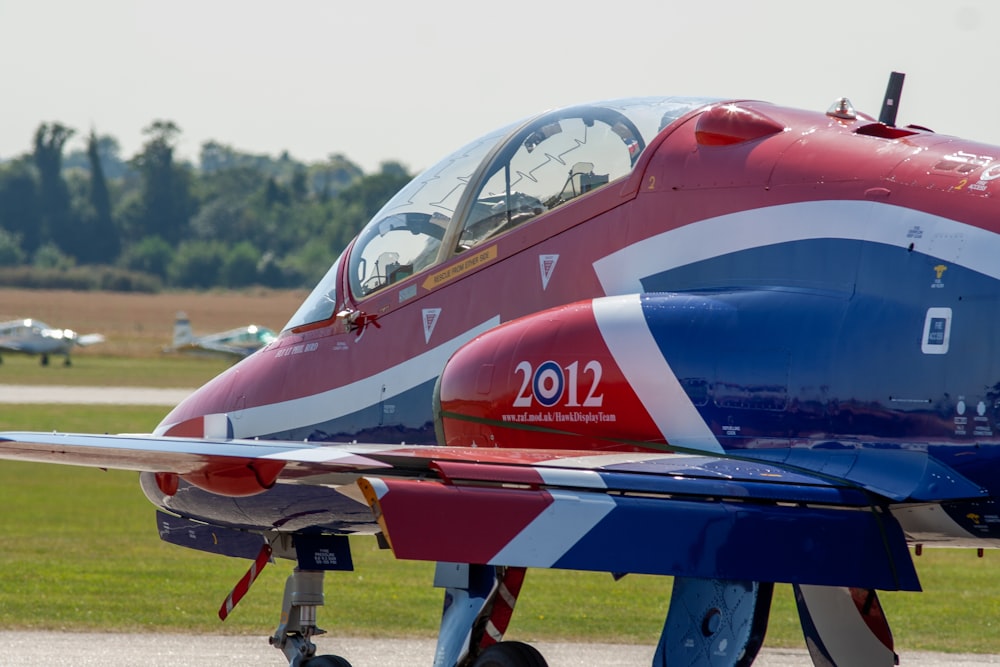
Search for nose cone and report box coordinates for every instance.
[155,369,239,437]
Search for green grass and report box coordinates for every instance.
[0,404,170,432]
[0,353,229,388]
[0,405,999,652]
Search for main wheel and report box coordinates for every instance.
[472,641,548,667]
[303,655,353,667]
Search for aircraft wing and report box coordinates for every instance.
[0,431,391,476]
[174,341,252,358]
[0,430,983,591]
[0,340,37,353]
[76,333,106,347]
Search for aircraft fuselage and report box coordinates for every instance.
[150,98,1000,546]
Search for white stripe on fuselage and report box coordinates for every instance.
[593,200,1000,295]
[223,317,500,439]
[592,295,724,454]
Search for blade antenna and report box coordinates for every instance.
[879,71,905,127]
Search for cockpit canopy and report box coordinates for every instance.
[284,96,716,331]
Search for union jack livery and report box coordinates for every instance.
[4,73,1000,666]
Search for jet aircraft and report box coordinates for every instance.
[0,318,105,366]
[163,311,276,360]
[1,73,999,666]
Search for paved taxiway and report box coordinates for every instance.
[0,384,192,405]
[2,634,999,666]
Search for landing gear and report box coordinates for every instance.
[302,657,353,667]
[432,563,547,667]
[269,569,353,667]
[794,584,897,666]
[653,577,772,667]
[472,641,547,667]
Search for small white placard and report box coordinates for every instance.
[921,307,952,355]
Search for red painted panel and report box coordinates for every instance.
[438,299,662,451]
[373,478,552,563]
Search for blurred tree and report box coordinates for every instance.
[290,167,308,202]
[338,162,411,217]
[119,235,174,280]
[33,123,78,256]
[129,120,195,244]
[64,134,128,179]
[0,228,26,265]
[32,242,75,270]
[199,140,237,173]
[78,129,121,263]
[221,240,262,287]
[310,153,363,201]
[280,239,337,287]
[0,115,412,290]
[280,165,413,286]
[264,177,290,208]
[168,239,225,288]
[0,158,41,254]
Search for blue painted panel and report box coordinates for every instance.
[630,237,1000,495]
[264,377,439,445]
[549,495,919,591]
[639,238,865,296]
[594,456,873,506]
[740,448,986,502]
[595,469,870,505]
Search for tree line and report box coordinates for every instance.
[0,120,413,292]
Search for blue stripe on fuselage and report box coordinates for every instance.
[263,377,439,445]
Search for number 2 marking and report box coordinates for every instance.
[513,360,604,408]
[513,361,533,407]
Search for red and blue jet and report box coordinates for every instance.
[2,74,995,666]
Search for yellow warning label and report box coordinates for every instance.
[423,245,498,290]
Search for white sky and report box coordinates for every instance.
[1,0,996,173]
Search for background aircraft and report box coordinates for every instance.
[0,318,105,366]
[162,311,276,360]
[2,75,1000,667]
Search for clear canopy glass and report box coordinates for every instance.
[284,97,717,331]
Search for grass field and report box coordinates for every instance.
[0,288,999,653]
[0,287,305,387]
[0,353,229,388]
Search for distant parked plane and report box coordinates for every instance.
[0,318,105,366]
[163,312,276,360]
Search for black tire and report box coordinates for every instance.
[303,655,353,667]
[473,641,549,667]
